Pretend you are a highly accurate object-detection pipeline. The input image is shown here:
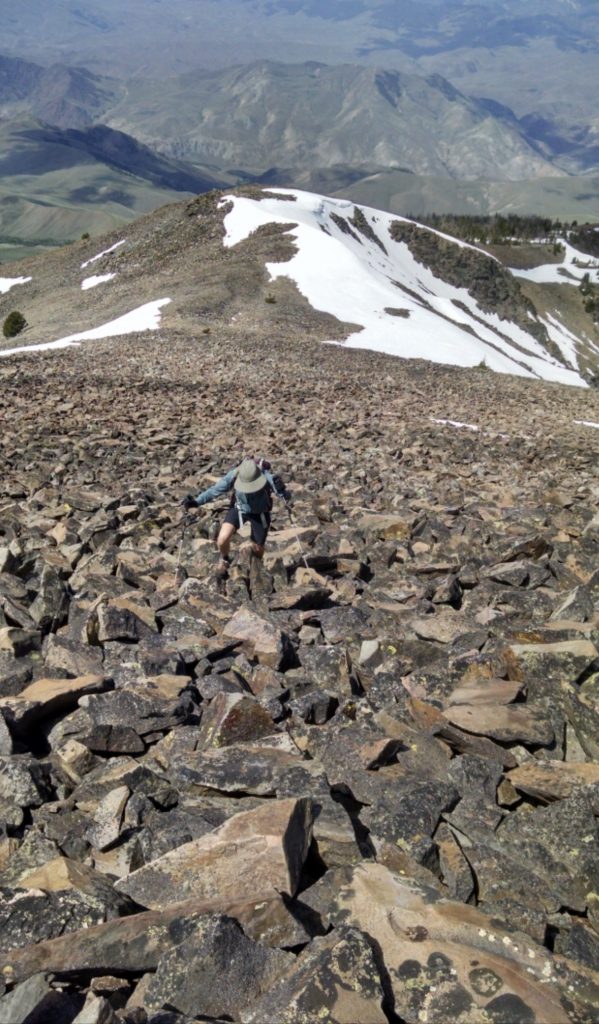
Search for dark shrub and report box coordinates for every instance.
[2,311,27,339]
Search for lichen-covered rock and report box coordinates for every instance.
[329,862,599,1024]
[241,926,388,1024]
[144,915,292,1020]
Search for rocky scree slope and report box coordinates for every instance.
[0,193,598,1022]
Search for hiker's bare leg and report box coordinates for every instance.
[217,522,236,559]
[251,542,265,559]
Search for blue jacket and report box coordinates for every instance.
[194,466,288,515]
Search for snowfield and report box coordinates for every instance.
[221,190,589,388]
[0,300,171,358]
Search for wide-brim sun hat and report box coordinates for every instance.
[235,458,267,493]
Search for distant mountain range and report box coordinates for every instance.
[1,50,598,258]
[0,55,577,182]
[2,1,597,174]
[2,0,599,257]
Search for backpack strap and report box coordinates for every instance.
[264,469,286,502]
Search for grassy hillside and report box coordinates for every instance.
[0,118,234,257]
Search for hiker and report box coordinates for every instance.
[182,457,291,575]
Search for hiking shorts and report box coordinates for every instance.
[223,507,271,547]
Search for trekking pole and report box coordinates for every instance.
[175,514,191,575]
[284,500,311,572]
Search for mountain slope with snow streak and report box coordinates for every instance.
[222,190,588,387]
[511,241,599,286]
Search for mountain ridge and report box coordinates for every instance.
[2,186,597,387]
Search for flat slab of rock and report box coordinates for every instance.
[408,697,518,768]
[222,607,289,669]
[356,513,413,541]
[411,610,475,645]
[115,797,313,909]
[442,704,554,745]
[446,677,523,707]
[507,761,599,802]
[329,863,596,1024]
[8,674,110,725]
[168,742,323,797]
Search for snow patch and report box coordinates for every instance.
[0,299,171,358]
[511,241,599,286]
[81,240,126,270]
[221,190,587,388]
[431,418,480,431]
[81,274,116,290]
[0,276,32,294]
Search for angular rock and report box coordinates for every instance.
[222,606,290,669]
[0,974,54,1024]
[562,682,599,761]
[72,993,117,1024]
[82,723,146,755]
[0,713,12,757]
[435,822,475,902]
[115,797,313,909]
[0,888,109,952]
[144,914,292,1019]
[0,897,302,984]
[504,639,599,703]
[198,692,276,748]
[318,605,371,645]
[362,775,458,864]
[80,682,191,738]
[169,743,323,798]
[411,609,479,645]
[297,644,353,696]
[71,757,177,810]
[0,652,34,697]
[14,674,110,726]
[357,513,414,541]
[241,926,388,1024]
[0,627,41,657]
[408,697,518,768]
[88,598,157,644]
[28,565,69,631]
[0,757,53,809]
[0,829,59,887]
[86,786,130,850]
[42,635,104,678]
